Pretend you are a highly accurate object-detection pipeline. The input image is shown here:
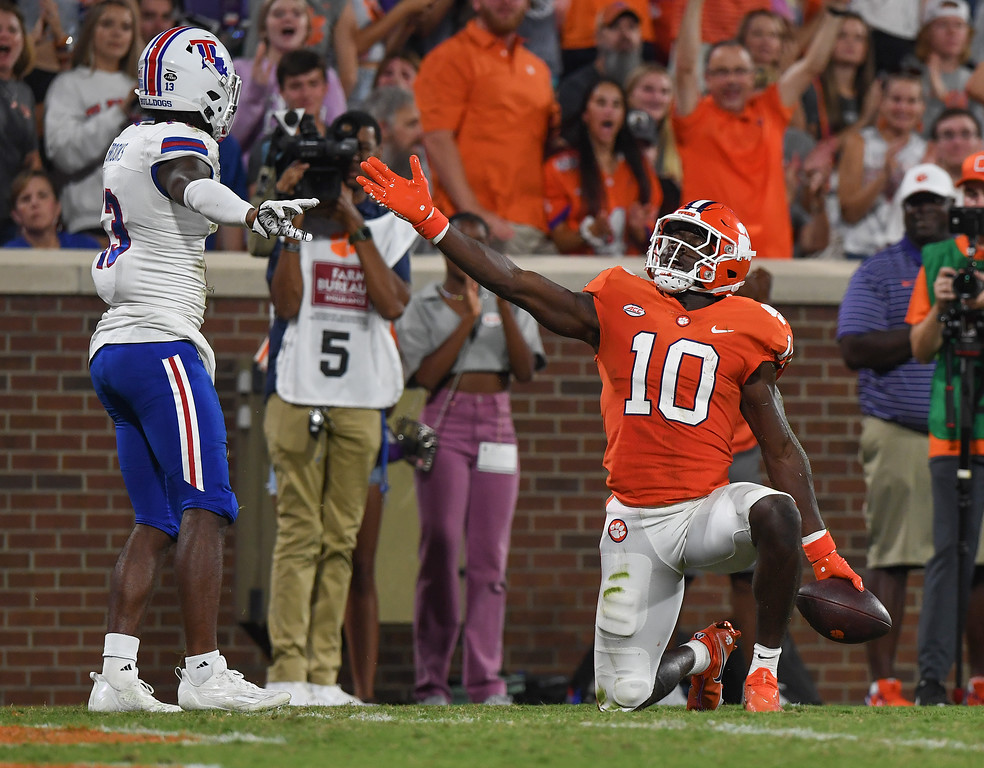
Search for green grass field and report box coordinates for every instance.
[1,703,981,768]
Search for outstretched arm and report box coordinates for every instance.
[673,0,705,118]
[157,155,318,241]
[358,155,601,348]
[777,1,848,108]
[741,361,863,590]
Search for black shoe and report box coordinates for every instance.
[914,678,949,706]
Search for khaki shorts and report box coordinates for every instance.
[860,417,934,568]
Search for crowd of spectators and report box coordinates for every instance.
[11,0,984,261]
[13,0,984,709]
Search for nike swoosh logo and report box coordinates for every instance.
[710,326,734,334]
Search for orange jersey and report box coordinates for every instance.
[673,85,793,259]
[543,149,662,254]
[584,267,793,506]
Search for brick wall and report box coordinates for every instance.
[0,294,930,706]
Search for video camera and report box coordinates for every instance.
[271,109,358,201]
[948,208,984,300]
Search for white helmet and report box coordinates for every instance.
[137,27,241,140]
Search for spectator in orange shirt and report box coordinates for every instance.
[545,78,660,255]
[672,0,848,261]
[415,0,559,255]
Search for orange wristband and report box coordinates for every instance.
[802,530,836,563]
[414,207,450,242]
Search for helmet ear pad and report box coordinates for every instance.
[137,27,242,140]
[645,201,755,295]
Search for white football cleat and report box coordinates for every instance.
[176,655,291,712]
[307,683,365,706]
[265,680,313,706]
[87,671,181,713]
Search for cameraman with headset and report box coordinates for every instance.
[906,150,984,706]
[259,71,419,704]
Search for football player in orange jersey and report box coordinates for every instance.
[357,156,863,712]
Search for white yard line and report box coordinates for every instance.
[580,718,984,752]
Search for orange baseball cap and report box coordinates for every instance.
[600,1,640,28]
[957,151,984,187]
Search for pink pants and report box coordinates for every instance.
[413,389,519,702]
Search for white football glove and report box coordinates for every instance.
[252,198,320,241]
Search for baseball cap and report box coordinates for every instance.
[897,163,955,202]
[921,0,970,28]
[956,151,984,187]
[600,1,640,28]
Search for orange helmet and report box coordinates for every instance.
[645,200,755,295]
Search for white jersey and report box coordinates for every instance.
[276,212,417,408]
[89,121,222,378]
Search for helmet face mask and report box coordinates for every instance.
[137,27,241,140]
[645,201,755,295]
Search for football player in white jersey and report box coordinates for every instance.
[87,26,317,713]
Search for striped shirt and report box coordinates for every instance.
[837,235,935,432]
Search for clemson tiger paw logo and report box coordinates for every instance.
[608,519,627,542]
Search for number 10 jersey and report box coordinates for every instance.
[584,267,794,507]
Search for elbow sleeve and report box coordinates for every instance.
[183,177,253,227]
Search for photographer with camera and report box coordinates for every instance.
[395,213,546,705]
[838,164,953,706]
[906,150,984,706]
[262,108,418,707]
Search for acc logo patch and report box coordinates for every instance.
[622,303,645,317]
[608,519,627,542]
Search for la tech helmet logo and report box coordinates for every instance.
[189,38,229,75]
[608,519,627,542]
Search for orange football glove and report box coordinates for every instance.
[803,530,864,591]
[357,155,450,242]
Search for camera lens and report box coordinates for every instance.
[953,268,983,300]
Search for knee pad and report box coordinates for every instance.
[597,553,652,637]
[595,644,654,711]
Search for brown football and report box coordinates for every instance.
[795,578,892,644]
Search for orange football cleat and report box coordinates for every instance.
[743,668,783,712]
[966,676,984,706]
[865,678,913,706]
[687,621,741,711]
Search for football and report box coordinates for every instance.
[795,578,892,644]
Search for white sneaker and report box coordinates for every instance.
[88,671,181,713]
[419,694,451,705]
[176,655,291,712]
[266,680,312,706]
[308,683,364,706]
[482,693,513,706]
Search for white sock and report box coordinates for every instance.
[185,650,222,686]
[748,643,781,678]
[683,639,712,675]
[102,633,139,687]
